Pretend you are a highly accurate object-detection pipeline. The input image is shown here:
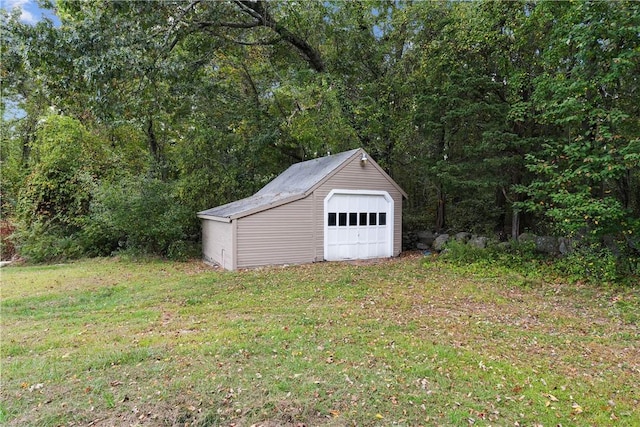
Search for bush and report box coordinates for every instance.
[0,221,16,261]
[553,244,621,284]
[13,222,83,263]
[437,237,634,286]
[89,177,197,259]
[433,238,549,283]
[438,239,541,267]
[167,240,201,261]
[15,115,98,231]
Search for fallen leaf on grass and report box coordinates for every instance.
[572,402,583,414]
[29,383,44,392]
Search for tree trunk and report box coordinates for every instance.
[436,184,445,232]
[617,170,630,209]
[146,117,166,180]
[21,133,32,165]
[495,186,507,239]
[20,117,36,165]
[512,209,520,240]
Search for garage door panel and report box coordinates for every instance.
[324,191,393,261]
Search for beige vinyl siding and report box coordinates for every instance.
[236,195,315,268]
[202,219,235,270]
[313,156,403,259]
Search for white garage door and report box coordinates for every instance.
[324,190,394,261]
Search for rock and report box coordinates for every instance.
[518,232,536,244]
[433,234,450,251]
[417,231,436,247]
[602,235,622,256]
[497,241,511,251]
[518,233,561,254]
[454,232,472,243]
[416,242,431,250]
[558,237,576,255]
[468,236,489,249]
[535,235,559,254]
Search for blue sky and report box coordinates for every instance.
[2,0,59,25]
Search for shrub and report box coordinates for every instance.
[0,221,16,261]
[89,176,196,259]
[438,237,633,286]
[433,238,552,284]
[167,240,201,261]
[12,222,83,263]
[553,244,620,284]
[439,239,540,267]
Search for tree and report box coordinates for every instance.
[12,114,106,260]
[1,9,62,216]
[521,0,640,246]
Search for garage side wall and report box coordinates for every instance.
[202,219,234,270]
[236,195,315,268]
[314,156,403,260]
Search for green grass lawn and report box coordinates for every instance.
[1,255,638,426]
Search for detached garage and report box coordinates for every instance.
[197,148,407,270]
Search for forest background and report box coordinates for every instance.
[1,0,639,279]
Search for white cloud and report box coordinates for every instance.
[3,0,38,24]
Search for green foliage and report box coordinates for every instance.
[89,176,195,259]
[166,240,200,262]
[519,143,639,240]
[12,221,84,263]
[553,244,620,284]
[437,237,638,286]
[12,115,103,262]
[17,115,78,220]
[0,123,28,219]
[436,239,545,281]
[15,114,104,228]
[517,0,640,248]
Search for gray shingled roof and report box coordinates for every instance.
[197,149,360,220]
